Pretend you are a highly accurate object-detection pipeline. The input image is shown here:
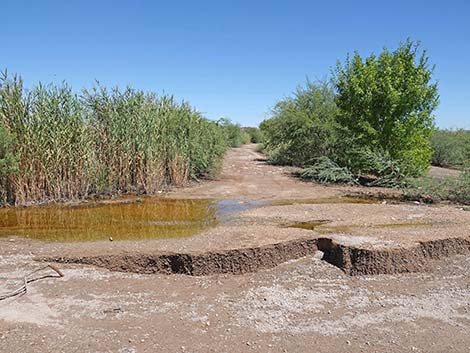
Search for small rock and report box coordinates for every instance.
[346,340,351,345]
[109,236,113,241]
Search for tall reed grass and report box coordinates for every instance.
[0,71,228,206]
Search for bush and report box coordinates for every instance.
[260,80,338,166]
[334,39,439,177]
[243,127,264,143]
[404,168,470,205]
[299,157,357,184]
[431,129,470,167]
[0,71,229,206]
[217,118,250,147]
[358,150,407,187]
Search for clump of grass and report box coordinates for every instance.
[0,71,229,206]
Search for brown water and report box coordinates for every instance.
[0,195,392,243]
[0,198,218,242]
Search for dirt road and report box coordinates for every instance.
[0,144,469,353]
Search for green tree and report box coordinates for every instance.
[334,39,439,177]
[260,80,338,166]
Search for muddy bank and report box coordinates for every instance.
[317,237,470,275]
[42,237,318,276]
[43,236,470,276]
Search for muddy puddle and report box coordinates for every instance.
[0,198,217,242]
[0,198,268,242]
[0,195,397,242]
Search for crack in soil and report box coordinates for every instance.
[42,236,470,276]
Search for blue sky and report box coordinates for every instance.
[2,0,469,128]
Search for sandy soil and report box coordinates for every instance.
[428,166,461,179]
[0,144,469,352]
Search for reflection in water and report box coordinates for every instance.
[0,198,217,242]
[0,195,391,242]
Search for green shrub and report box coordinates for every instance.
[334,39,439,177]
[404,168,470,205]
[260,80,338,166]
[299,157,357,184]
[358,150,407,187]
[217,118,249,147]
[431,129,470,167]
[243,127,264,143]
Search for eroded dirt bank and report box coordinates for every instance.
[1,144,469,352]
[43,235,470,276]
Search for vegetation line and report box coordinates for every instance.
[0,72,247,206]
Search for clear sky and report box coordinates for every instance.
[2,0,469,128]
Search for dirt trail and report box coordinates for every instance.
[170,143,348,200]
[36,144,470,276]
[0,144,469,352]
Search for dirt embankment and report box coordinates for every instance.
[43,235,470,276]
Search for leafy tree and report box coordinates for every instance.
[334,39,439,177]
[260,80,338,166]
